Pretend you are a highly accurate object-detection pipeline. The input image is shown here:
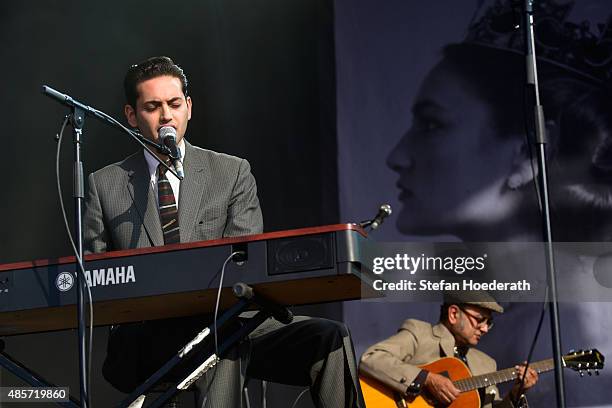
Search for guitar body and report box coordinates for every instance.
[360,357,481,408]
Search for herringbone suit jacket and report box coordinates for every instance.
[83,141,263,391]
[84,141,263,252]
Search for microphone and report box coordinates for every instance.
[159,126,184,179]
[370,204,393,230]
[42,85,98,116]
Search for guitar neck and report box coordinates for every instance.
[454,359,554,392]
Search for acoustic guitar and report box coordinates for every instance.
[360,349,604,408]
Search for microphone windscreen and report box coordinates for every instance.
[380,204,392,216]
[159,126,177,141]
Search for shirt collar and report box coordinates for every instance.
[144,138,186,177]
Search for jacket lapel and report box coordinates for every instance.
[465,349,484,374]
[178,141,207,242]
[433,323,456,358]
[126,152,164,247]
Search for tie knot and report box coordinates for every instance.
[158,161,172,177]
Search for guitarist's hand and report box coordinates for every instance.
[510,362,539,399]
[423,372,461,404]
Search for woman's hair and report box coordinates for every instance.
[440,43,612,238]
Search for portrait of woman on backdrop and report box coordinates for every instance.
[386,0,612,405]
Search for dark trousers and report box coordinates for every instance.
[103,315,365,408]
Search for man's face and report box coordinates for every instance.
[447,304,492,347]
[125,75,192,146]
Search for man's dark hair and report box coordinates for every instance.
[124,56,188,108]
[440,303,464,323]
[440,303,451,322]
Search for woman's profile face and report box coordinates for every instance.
[387,61,525,238]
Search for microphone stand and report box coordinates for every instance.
[524,2,565,406]
[70,106,88,408]
[41,85,184,408]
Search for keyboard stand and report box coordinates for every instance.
[117,282,291,408]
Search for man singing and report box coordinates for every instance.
[84,56,364,408]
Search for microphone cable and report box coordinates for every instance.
[512,286,549,406]
[290,388,310,408]
[55,114,94,407]
[198,250,245,402]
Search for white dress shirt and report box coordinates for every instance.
[143,138,185,207]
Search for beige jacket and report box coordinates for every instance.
[359,319,515,408]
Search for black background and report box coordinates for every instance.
[0,1,338,406]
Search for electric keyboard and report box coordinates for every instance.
[0,224,374,336]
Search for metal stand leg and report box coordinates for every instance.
[0,349,81,408]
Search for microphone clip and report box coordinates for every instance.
[359,204,393,231]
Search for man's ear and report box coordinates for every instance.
[125,104,138,128]
[186,96,192,121]
[447,305,460,325]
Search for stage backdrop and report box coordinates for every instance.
[336,0,612,406]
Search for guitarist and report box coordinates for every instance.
[359,291,538,407]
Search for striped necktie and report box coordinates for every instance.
[157,163,180,244]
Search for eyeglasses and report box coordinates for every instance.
[459,306,494,330]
